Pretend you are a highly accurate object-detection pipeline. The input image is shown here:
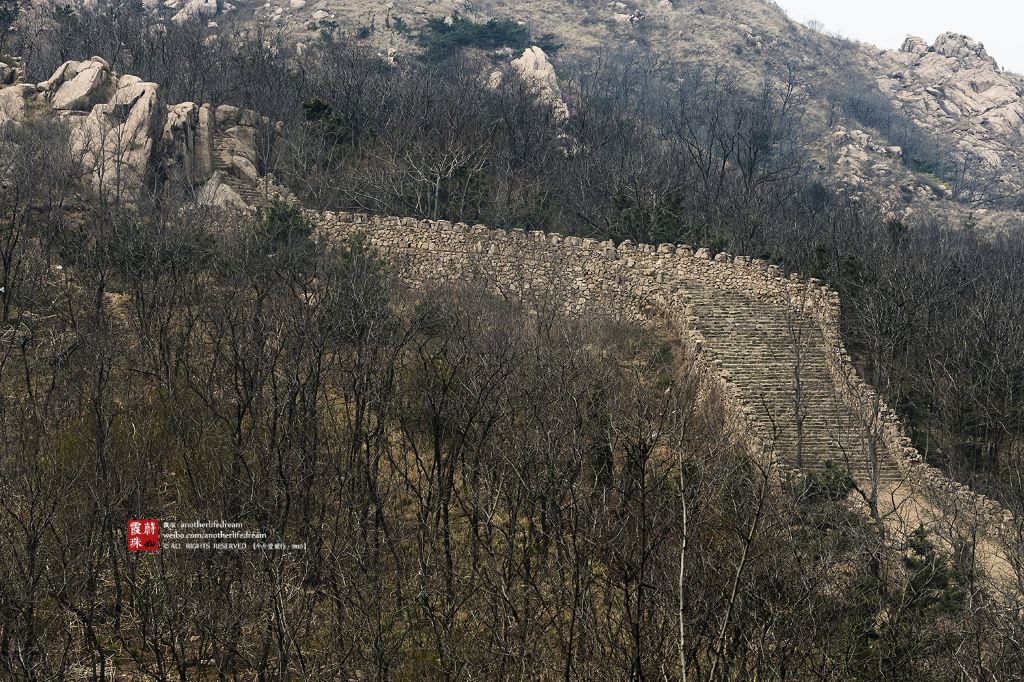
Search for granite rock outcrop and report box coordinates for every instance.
[0,55,268,205]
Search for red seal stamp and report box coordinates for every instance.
[128,519,159,551]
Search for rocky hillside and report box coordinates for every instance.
[235,0,1024,224]
[7,0,1024,226]
[879,34,1024,199]
[0,54,281,208]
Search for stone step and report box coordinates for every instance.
[211,133,266,206]
[683,282,903,484]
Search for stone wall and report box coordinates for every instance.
[312,210,1014,538]
[807,267,1017,537]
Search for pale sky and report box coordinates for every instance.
[773,1,1024,74]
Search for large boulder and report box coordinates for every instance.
[198,171,249,210]
[69,74,163,198]
[508,46,569,122]
[3,56,270,207]
[214,104,263,183]
[172,0,219,24]
[932,32,996,66]
[890,33,1024,147]
[900,35,929,56]
[161,101,214,185]
[219,125,259,183]
[40,57,114,111]
[0,85,35,124]
[874,31,1024,207]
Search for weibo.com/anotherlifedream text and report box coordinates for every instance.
[128,519,307,552]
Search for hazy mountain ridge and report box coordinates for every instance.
[260,0,1024,223]
[10,0,1024,227]
[246,0,1024,223]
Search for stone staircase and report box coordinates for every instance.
[683,284,903,483]
[212,135,264,206]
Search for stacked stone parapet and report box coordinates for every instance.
[311,210,1015,539]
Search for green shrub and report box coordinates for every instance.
[302,97,346,147]
[323,231,390,344]
[798,460,855,503]
[258,199,314,252]
[420,15,530,60]
[534,32,563,55]
[389,15,410,35]
[907,157,937,175]
[903,526,965,614]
